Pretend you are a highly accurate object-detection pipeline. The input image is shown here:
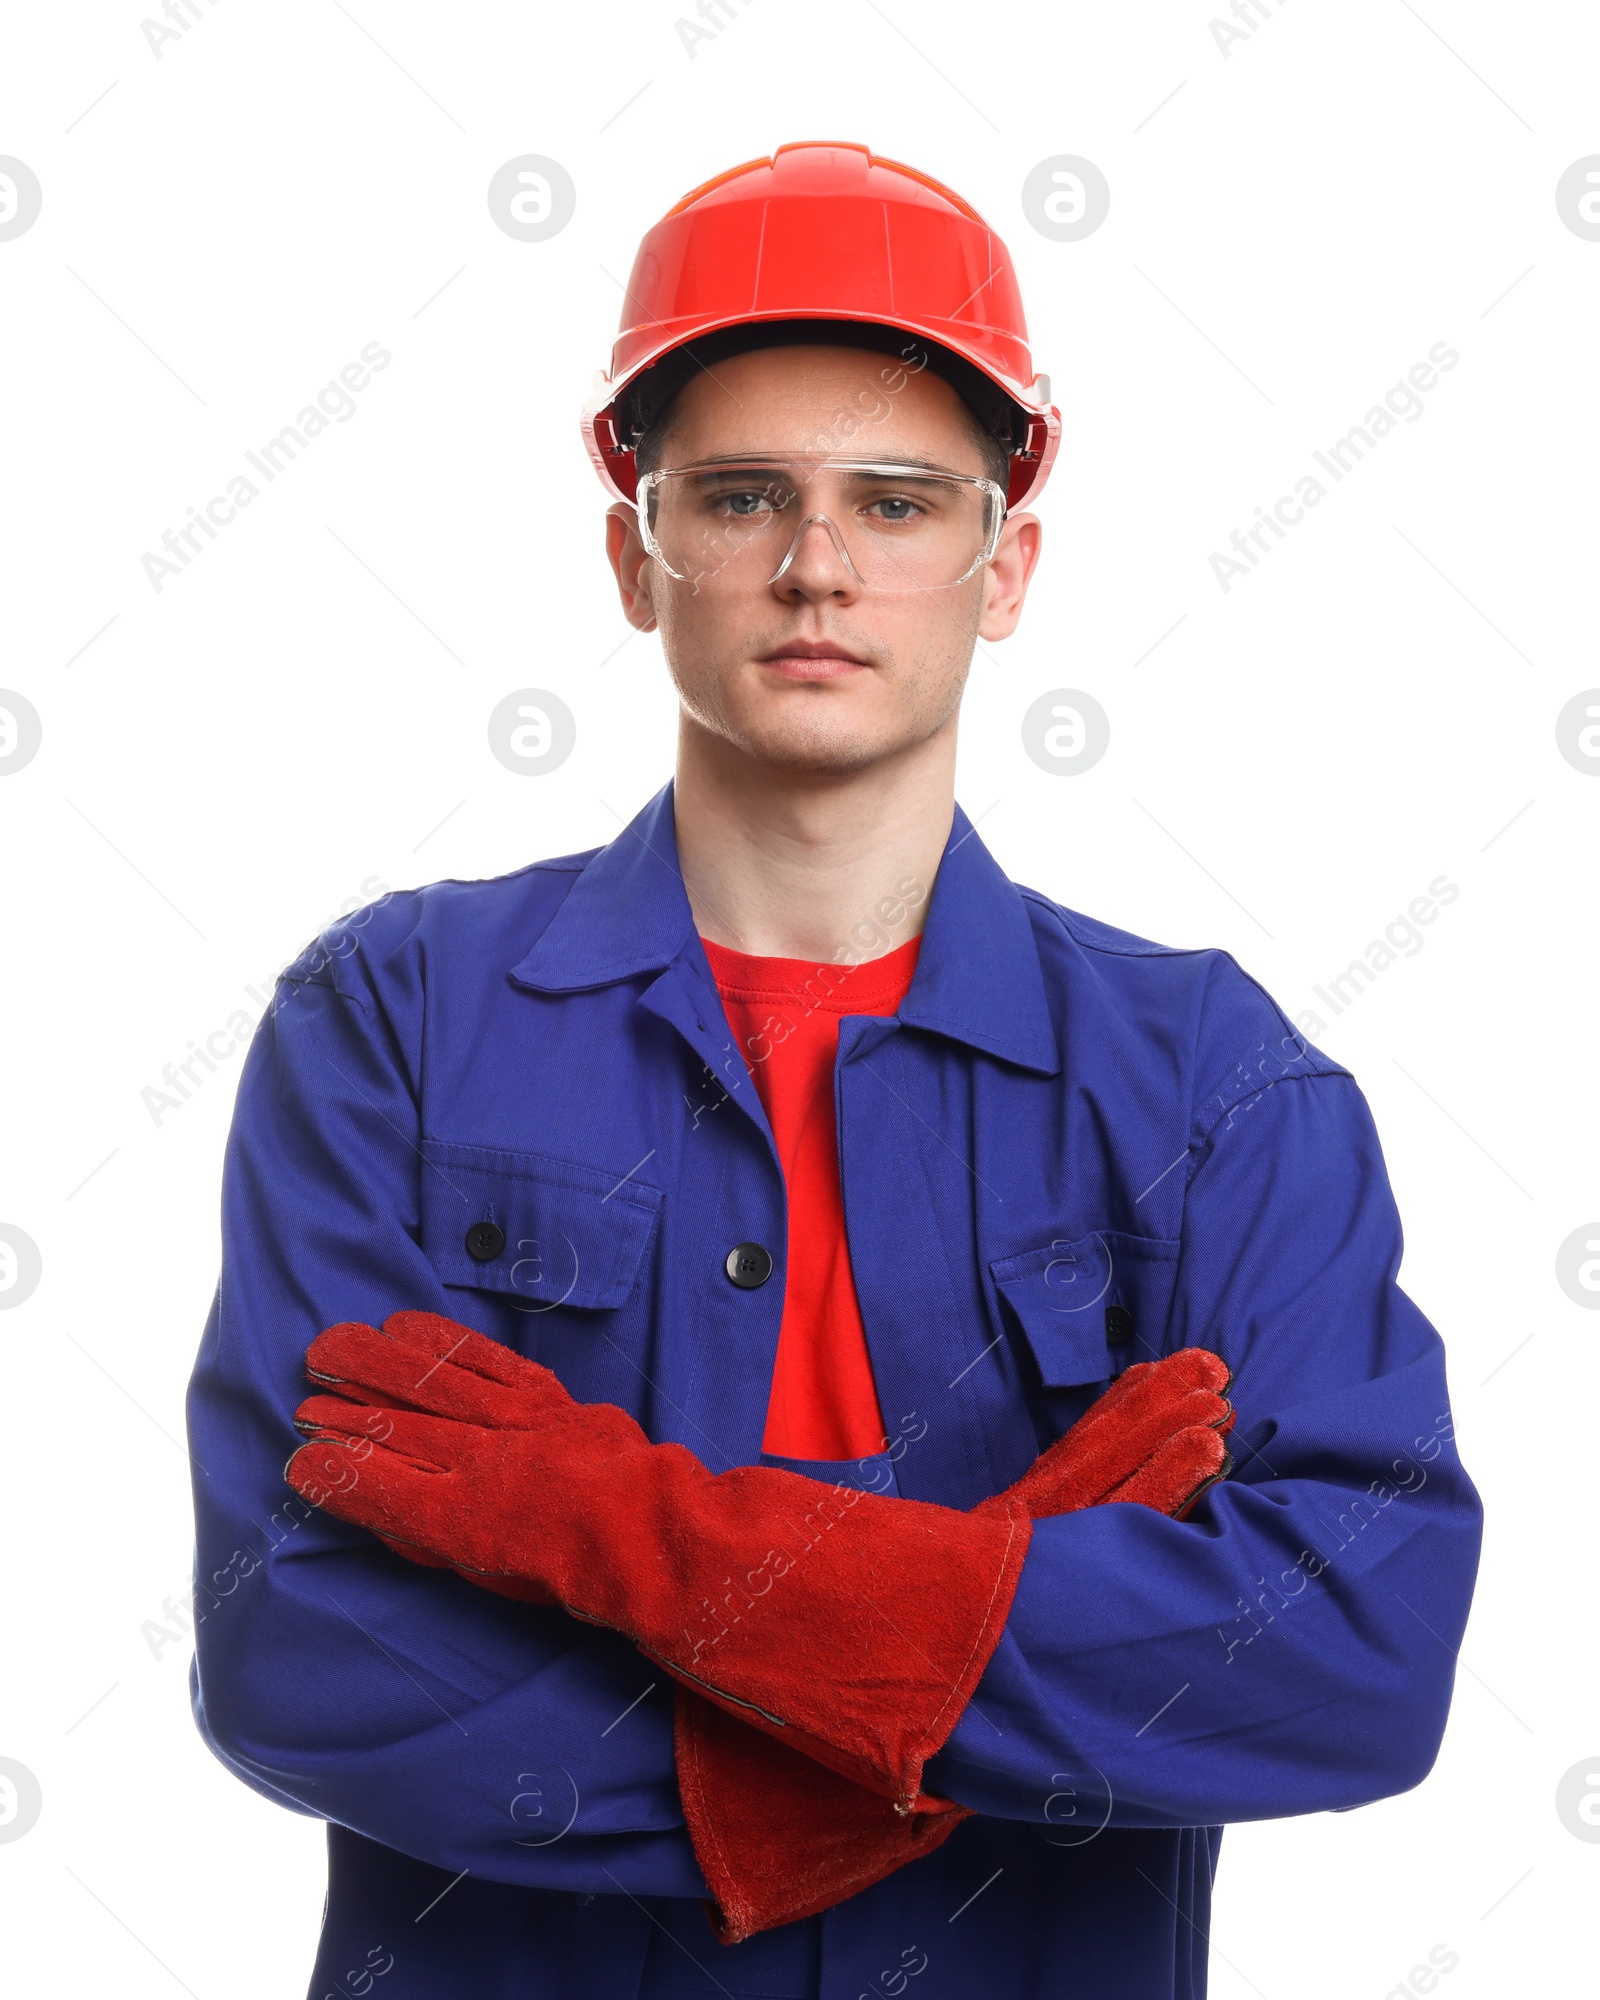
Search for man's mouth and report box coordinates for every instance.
[756,640,873,681]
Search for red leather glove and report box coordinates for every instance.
[287,1316,1233,1940]
[677,1348,1236,1942]
[289,1312,1031,1813]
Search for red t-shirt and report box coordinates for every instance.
[700,932,923,1459]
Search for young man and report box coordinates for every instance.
[187,143,1482,2000]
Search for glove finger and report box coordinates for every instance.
[306,1320,564,1428]
[1086,1349,1231,1431]
[285,1435,563,1605]
[291,1391,479,1471]
[284,1435,389,1512]
[1055,1349,1232,1463]
[1155,1346,1232,1397]
[1102,1427,1231,1516]
[306,1325,652,1464]
[293,1385,407,1433]
[285,1431,451,1532]
[359,1315,655,1458]
[381,1311,558,1394]
[1088,1385,1233,1487]
[1012,1384,1232,1517]
[1068,1359,1157,1430]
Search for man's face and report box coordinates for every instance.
[605,345,1041,778]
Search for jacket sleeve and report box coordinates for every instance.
[922,1053,1484,1828]
[184,912,705,1895]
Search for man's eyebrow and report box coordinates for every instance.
[687,453,969,474]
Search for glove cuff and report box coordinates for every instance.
[674,1686,972,1945]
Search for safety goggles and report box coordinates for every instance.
[635,456,1007,594]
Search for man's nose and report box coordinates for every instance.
[769,512,862,599]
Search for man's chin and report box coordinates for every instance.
[731,718,909,778]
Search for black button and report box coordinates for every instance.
[1104,1305,1134,1346]
[724,1242,774,1289]
[465,1221,506,1262]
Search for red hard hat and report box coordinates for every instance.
[582,141,1060,511]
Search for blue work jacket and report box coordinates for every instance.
[186,779,1482,2000]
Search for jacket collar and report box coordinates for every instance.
[509,779,1059,1075]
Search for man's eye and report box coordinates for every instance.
[865,494,924,523]
[710,488,780,516]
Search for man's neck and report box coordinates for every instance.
[672,720,955,964]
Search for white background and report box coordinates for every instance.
[2,2,1596,1994]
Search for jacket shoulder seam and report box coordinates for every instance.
[1191,1065,1355,1164]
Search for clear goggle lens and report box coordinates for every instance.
[637,457,1006,594]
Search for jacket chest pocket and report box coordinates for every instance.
[419,1139,662,1310]
[988,1229,1181,1389]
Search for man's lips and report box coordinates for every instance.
[757,642,873,681]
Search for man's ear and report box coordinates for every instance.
[605,501,659,634]
[977,512,1042,643]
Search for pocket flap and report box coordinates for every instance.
[420,1140,661,1310]
[989,1230,1180,1388]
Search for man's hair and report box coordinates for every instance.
[624,319,1020,493]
